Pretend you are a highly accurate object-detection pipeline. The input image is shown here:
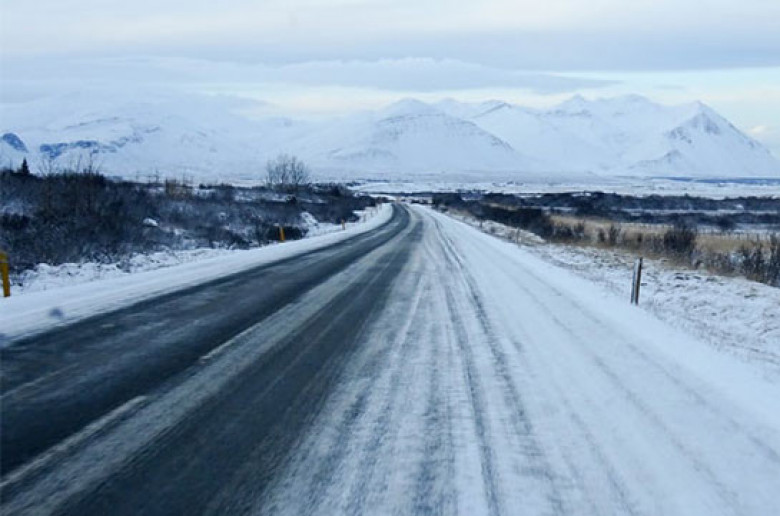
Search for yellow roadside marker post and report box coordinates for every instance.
[0,251,10,298]
[279,226,286,242]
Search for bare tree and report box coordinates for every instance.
[37,154,61,176]
[266,154,311,191]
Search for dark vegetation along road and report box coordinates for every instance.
[0,165,377,278]
[2,203,780,515]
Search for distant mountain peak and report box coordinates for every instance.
[380,98,440,118]
[557,94,661,113]
[615,93,653,104]
[2,132,28,153]
[556,94,589,111]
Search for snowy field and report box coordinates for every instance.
[354,178,780,199]
[444,209,780,381]
[0,204,391,343]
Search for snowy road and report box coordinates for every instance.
[2,205,780,515]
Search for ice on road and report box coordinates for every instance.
[263,206,780,516]
[4,204,779,516]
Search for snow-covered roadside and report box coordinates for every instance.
[443,209,780,380]
[13,207,381,296]
[0,204,392,344]
[14,248,237,295]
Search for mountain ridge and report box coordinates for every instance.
[1,93,778,182]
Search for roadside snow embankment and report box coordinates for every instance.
[14,207,379,296]
[0,204,392,344]
[444,209,780,379]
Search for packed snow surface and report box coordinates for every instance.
[446,210,780,381]
[261,205,780,515]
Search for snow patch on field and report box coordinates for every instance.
[0,204,392,344]
[445,210,780,379]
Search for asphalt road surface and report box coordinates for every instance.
[2,204,779,515]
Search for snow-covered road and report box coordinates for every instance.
[3,204,779,515]
[265,206,780,516]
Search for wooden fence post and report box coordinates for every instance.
[0,251,10,298]
[631,257,643,305]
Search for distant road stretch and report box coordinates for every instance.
[2,204,779,515]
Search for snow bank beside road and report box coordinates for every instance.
[0,204,393,344]
[423,206,780,429]
[443,209,780,380]
[13,207,377,296]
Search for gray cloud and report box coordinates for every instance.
[0,56,616,100]
[196,29,780,72]
[2,1,779,71]
[264,59,616,92]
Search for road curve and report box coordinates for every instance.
[1,204,411,476]
[2,204,780,516]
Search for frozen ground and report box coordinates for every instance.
[445,209,780,381]
[0,204,391,343]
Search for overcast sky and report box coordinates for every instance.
[2,0,779,154]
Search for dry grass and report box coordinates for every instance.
[550,214,772,255]
[439,201,780,287]
[546,214,779,286]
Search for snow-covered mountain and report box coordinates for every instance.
[1,92,778,182]
[461,95,779,178]
[0,92,271,180]
[277,99,543,179]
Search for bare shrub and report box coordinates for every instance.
[608,224,621,246]
[164,178,193,199]
[739,242,766,282]
[739,235,780,286]
[662,223,698,260]
[573,222,587,241]
[769,234,780,286]
[266,154,311,191]
[704,251,737,276]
